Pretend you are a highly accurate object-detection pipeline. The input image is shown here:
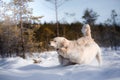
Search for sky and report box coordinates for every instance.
[28,0,120,24]
[4,0,120,24]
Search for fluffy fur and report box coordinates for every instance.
[50,24,102,66]
[50,37,73,65]
[81,24,91,37]
[77,24,93,46]
[59,39,102,65]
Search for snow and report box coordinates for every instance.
[0,48,120,80]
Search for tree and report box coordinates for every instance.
[11,0,33,59]
[30,16,44,24]
[82,8,99,25]
[0,0,15,57]
[111,10,117,26]
[45,0,70,36]
[103,10,120,50]
[110,10,118,50]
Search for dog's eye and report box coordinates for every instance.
[54,41,56,42]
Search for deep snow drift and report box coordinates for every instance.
[0,48,120,80]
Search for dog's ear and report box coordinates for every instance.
[62,38,69,47]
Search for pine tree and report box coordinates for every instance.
[82,8,99,25]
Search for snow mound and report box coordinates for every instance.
[0,57,32,69]
[0,48,120,80]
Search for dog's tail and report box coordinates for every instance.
[86,24,91,38]
[82,24,92,38]
[96,49,102,66]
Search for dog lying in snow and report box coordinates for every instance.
[50,24,102,66]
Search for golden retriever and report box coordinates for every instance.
[50,24,102,66]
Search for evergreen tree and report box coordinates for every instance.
[82,8,99,25]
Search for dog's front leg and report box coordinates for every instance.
[58,55,72,66]
[58,55,64,64]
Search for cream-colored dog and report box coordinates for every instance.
[77,24,93,46]
[50,24,102,66]
[50,37,72,65]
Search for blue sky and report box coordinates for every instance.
[4,0,120,23]
[29,0,120,24]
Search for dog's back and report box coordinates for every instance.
[79,42,101,65]
[62,41,102,65]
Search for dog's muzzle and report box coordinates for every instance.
[56,48,59,51]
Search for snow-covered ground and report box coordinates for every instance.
[0,48,120,80]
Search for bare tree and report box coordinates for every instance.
[45,0,70,36]
[104,10,118,50]
[111,10,117,26]
[111,10,118,50]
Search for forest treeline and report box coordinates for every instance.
[0,22,120,58]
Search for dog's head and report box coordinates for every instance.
[49,37,69,49]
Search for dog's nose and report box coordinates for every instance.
[56,48,59,51]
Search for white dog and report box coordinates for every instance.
[50,24,102,66]
[50,37,73,65]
